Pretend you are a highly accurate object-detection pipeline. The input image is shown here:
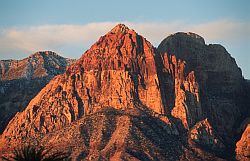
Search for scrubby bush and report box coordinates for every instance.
[2,145,70,161]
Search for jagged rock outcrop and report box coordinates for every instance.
[189,119,224,151]
[155,53,202,129]
[158,32,246,145]
[0,25,248,160]
[236,121,250,160]
[0,51,74,133]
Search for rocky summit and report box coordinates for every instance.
[0,51,75,133]
[0,24,249,161]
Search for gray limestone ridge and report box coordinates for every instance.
[0,51,75,81]
[0,51,75,133]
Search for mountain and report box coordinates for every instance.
[0,51,75,133]
[0,51,75,81]
[157,32,249,143]
[0,25,249,160]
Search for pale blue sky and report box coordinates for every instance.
[0,0,249,78]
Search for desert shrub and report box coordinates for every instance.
[1,145,70,161]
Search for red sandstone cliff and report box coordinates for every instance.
[236,119,250,160]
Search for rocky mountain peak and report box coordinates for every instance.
[110,23,131,34]
[0,51,75,81]
[75,23,154,72]
[0,51,75,133]
[0,24,166,145]
[167,32,205,45]
[158,31,245,146]
[28,51,61,59]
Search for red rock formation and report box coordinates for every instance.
[189,119,224,150]
[236,122,250,160]
[71,24,164,114]
[0,24,165,146]
[158,32,246,145]
[157,53,202,129]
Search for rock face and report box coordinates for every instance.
[158,32,246,145]
[236,121,250,160]
[155,53,202,129]
[189,119,224,151]
[0,51,74,133]
[0,25,248,160]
